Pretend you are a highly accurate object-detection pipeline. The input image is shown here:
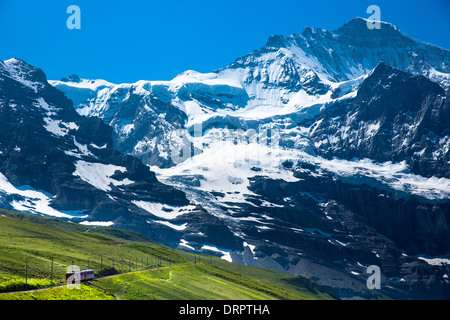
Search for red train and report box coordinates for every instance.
[65,269,95,283]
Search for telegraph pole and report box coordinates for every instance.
[25,261,28,290]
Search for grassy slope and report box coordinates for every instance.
[0,284,115,300]
[0,209,337,300]
[95,263,332,300]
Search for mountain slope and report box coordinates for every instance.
[2,17,450,299]
[0,58,238,252]
[0,209,338,300]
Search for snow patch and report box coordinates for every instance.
[80,221,114,227]
[149,219,188,231]
[178,239,196,251]
[73,161,133,192]
[200,245,233,262]
[132,201,196,220]
[0,173,88,219]
[417,255,450,266]
[43,118,78,137]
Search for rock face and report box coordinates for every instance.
[309,62,450,179]
[2,17,450,299]
[246,172,450,300]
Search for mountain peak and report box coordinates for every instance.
[337,17,398,31]
[335,17,411,46]
[4,57,38,72]
[1,57,48,88]
[357,61,445,103]
[264,34,287,49]
[61,74,81,83]
[300,25,330,38]
[4,57,26,65]
[371,61,399,73]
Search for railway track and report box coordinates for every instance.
[0,263,195,296]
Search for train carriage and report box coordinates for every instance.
[66,269,95,283]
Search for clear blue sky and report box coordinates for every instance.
[1,0,449,83]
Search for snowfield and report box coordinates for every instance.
[132,200,196,220]
[153,128,450,208]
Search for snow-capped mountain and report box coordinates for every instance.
[0,57,238,251]
[51,18,450,169]
[2,17,450,299]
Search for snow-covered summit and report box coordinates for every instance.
[49,18,450,171]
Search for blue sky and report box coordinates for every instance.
[1,0,449,83]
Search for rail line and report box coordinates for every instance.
[0,263,196,296]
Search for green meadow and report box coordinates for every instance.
[0,209,337,300]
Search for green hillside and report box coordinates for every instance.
[0,209,338,300]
